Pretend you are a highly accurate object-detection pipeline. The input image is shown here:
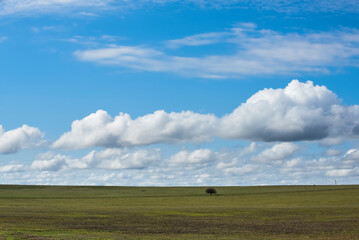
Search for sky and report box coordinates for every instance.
[0,0,359,186]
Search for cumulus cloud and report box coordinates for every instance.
[31,148,160,171]
[52,110,218,150]
[324,149,342,157]
[0,125,44,154]
[169,149,215,164]
[219,80,359,141]
[82,148,160,169]
[52,80,359,150]
[0,164,25,173]
[326,168,357,177]
[31,152,85,171]
[3,142,358,185]
[251,143,299,164]
[279,147,359,180]
[285,158,301,168]
[221,164,257,175]
[74,27,359,78]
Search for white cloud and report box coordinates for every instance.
[87,172,117,184]
[184,0,359,13]
[0,0,238,17]
[78,11,98,16]
[74,46,167,71]
[1,0,358,16]
[324,149,342,157]
[245,0,359,13]
[238,142,257,156]
[83,148,160,169]
[166,32,227,48]
[279,147,359,181]
[31,25,65,33]
[74,27,359,78]
[52,110,218,150]
[326,168,356,177]
[0,0,113,16]
[220,80,359,142]
[285,158,301,168]
[31,152,82,171]
[0,164,25,173]
[222,164,257,175]
[0,125,44,154]
[343,149,359,165]
[169,149,214,164]
[251,143,299,164]
[344,149,359,160]
[53,80,359,150]
[31,148,160,172]
[319,137,344,146]
[215,142,256,170]
[2,141,358,185]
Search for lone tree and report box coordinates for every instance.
[205,188,217,196]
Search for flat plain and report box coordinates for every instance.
[0,185,358,239]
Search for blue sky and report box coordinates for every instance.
[0,0,359,186]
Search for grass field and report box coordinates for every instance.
[0,185,358,239]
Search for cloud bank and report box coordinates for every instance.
[53,80,359,150]
[1,140,357,185]
[6,80,357,154]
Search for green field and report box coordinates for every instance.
[0,185,358,239]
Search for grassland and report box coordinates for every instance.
[0,185,358,239]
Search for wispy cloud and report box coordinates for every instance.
[65,35,125,47]
[31,25,65,33]
[0,0,113,16]
[0,36,7,42]
[246,0,359,13]
[166,31,229,48]
[2,0,358,16]
[185,0,359,13]
[74,26,359,78]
